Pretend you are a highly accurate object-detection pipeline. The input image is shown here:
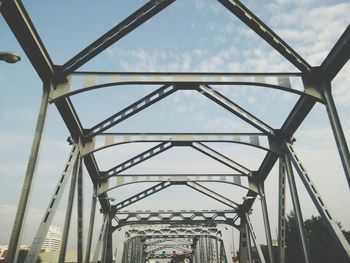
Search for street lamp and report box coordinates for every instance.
[0,52,21,63]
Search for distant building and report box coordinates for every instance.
[41,225,62,252]
[0,245,30,261]
[0,246,8,261]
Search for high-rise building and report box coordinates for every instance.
[41,225,62,252]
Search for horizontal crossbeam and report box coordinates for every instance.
[81,132,270,156]
[114,209,238,230]
[50,72,304,100]
[96,173,261,196]
[125,227,221,238]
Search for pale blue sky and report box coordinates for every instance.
[1,0,350,254]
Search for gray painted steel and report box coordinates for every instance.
[2,1,350,263]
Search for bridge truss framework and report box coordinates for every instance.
[1,0,350,262]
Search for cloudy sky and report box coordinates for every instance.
[0,0,350,256]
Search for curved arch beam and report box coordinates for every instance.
[96,174,259,196]
[80,133,273,156]
[50,72,319,102]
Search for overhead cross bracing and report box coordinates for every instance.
[1,0,350,263]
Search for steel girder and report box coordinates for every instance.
[2,1,350,262]
[113,210,239,231]
[217,0,312,73]
[58,0,176,77]
[0,0,55,81]
[321,25,350,81]
[109,181,242,213]
[80,132,272,156]
[50,72,309,101]
[96,173,256,196]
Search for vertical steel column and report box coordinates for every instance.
[93,215,107,263]
[24,146,79,263]
[260,185,275,263]
[6,85,50,263]
[101,213,113,263]
[278,158,287,263]
[84,192,97,263]
[201,237,205,263]
[239,222,252,263]
[286,142,350,258]
[323,82,350,189]
[285,154,311,263]
[77,157,84,263]
[245,213,266,263]
[58,154,80,263]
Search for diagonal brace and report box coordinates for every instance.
[217,0,311,73]
[286,142,350,258]
[186,182,239,209]
[111,181,172,212]
[60,0,176,76]
[87,85,176,137]
[192,142,251,175]
[102,142,173,178]
[24,146,79,263]
[199,85,274,135]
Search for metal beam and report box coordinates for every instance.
[59,0,176,76]
[92,215,108,263]
[245,213,266,263]
[192,142,251,175]
[77,157,84,263]
[260,185,275,263]
[285,154,311,263]
[6,86,50,263]
[53,88,111,213]
[96,173,256,196]
[1,0,55,81]
[111,182,172,212]
[256,93,317,186]
[186,182,239,209]
[24,146,79,263]
[113,210,238,230]
[278,158,287,263]
[58,154,80,263]
[199,85,274,135]
[286,142,350,259]
[55,97,84,139]
[50,72,305,101]
[217,0,312,73]
[84,192,97,263]
[87,85,176,137]
[323,81,350,189]
[102,142,173,179]
[321,25,350,81]
[81,132,270,156]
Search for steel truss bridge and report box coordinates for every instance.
[1,0,350,263]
